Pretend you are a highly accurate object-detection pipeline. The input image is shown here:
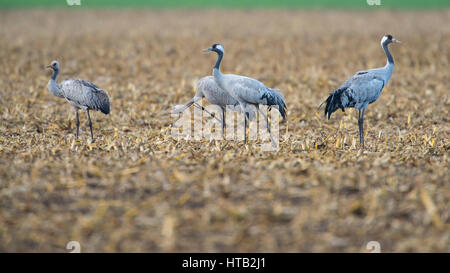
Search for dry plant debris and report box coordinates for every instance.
[0,10,448,252]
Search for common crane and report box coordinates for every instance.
[320,34,400,148]
[46,60,110,141]
[203,44,287,143]
[171,76,239,135]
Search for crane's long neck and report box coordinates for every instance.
[48,69,64,98]
[383,42,394,66]
[214,51,223,70]
[51,68,59,80]
[213,51,225,86]
[382,42,394,82]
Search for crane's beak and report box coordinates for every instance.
[46,65,52,69]
[202,47,212,52]
[392,38,401,44]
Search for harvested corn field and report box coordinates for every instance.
[0,9,449,252]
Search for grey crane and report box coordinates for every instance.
[46,60,110,141]
[171,76,239,135]
[320,34,400,148]
[203,43,287,143]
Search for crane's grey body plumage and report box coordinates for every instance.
[46,60,110,140]
[197,76,239,107]
[205,43,287,143]
[324,67,391,116]
[60,79,110,114]
[214,74,287,120]
[172,76,238,135]
[322,35,399,148]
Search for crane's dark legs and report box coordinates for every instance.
[75,110,80,139]
[193,103,222,124]
[357,109,361,145]
[256,105,271,133]
[361,108,366,148]
[244,111,249,143]
[87,109,94,141]
[221,107,225,138]
[357,108,365,149]
[256,105,275,145]
[239,103,249,143]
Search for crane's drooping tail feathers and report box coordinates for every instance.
[100,102,110,115]
[95,90,110,114]
[88,89,110,114]
[323,88,347,120]
[78,80,110,115]
[262,88,287,120]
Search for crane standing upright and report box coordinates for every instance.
[204,43,287,143]
[47,60,110,141]
[321,34,400,148]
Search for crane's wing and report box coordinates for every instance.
[323,72,385,119]
[230,76,268,103]
[343,72,385,105]
[229,76,287,120]
[61,79,110,114]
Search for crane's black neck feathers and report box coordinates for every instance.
[51,68,59,80]
[383,43,394,65]
[214,51,223,70]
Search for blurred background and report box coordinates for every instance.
[0,0,448,253]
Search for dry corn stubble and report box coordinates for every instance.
[0,10,449,252]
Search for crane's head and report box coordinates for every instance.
[381,34,401,46]
[203,43,224,55]
[46,60,60,71]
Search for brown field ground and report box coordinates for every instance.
[0,10,449,252]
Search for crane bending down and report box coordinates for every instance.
[320,34,400,148]
[46,60,110,141]
[171,76,239,135]
[204,43,287,143]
